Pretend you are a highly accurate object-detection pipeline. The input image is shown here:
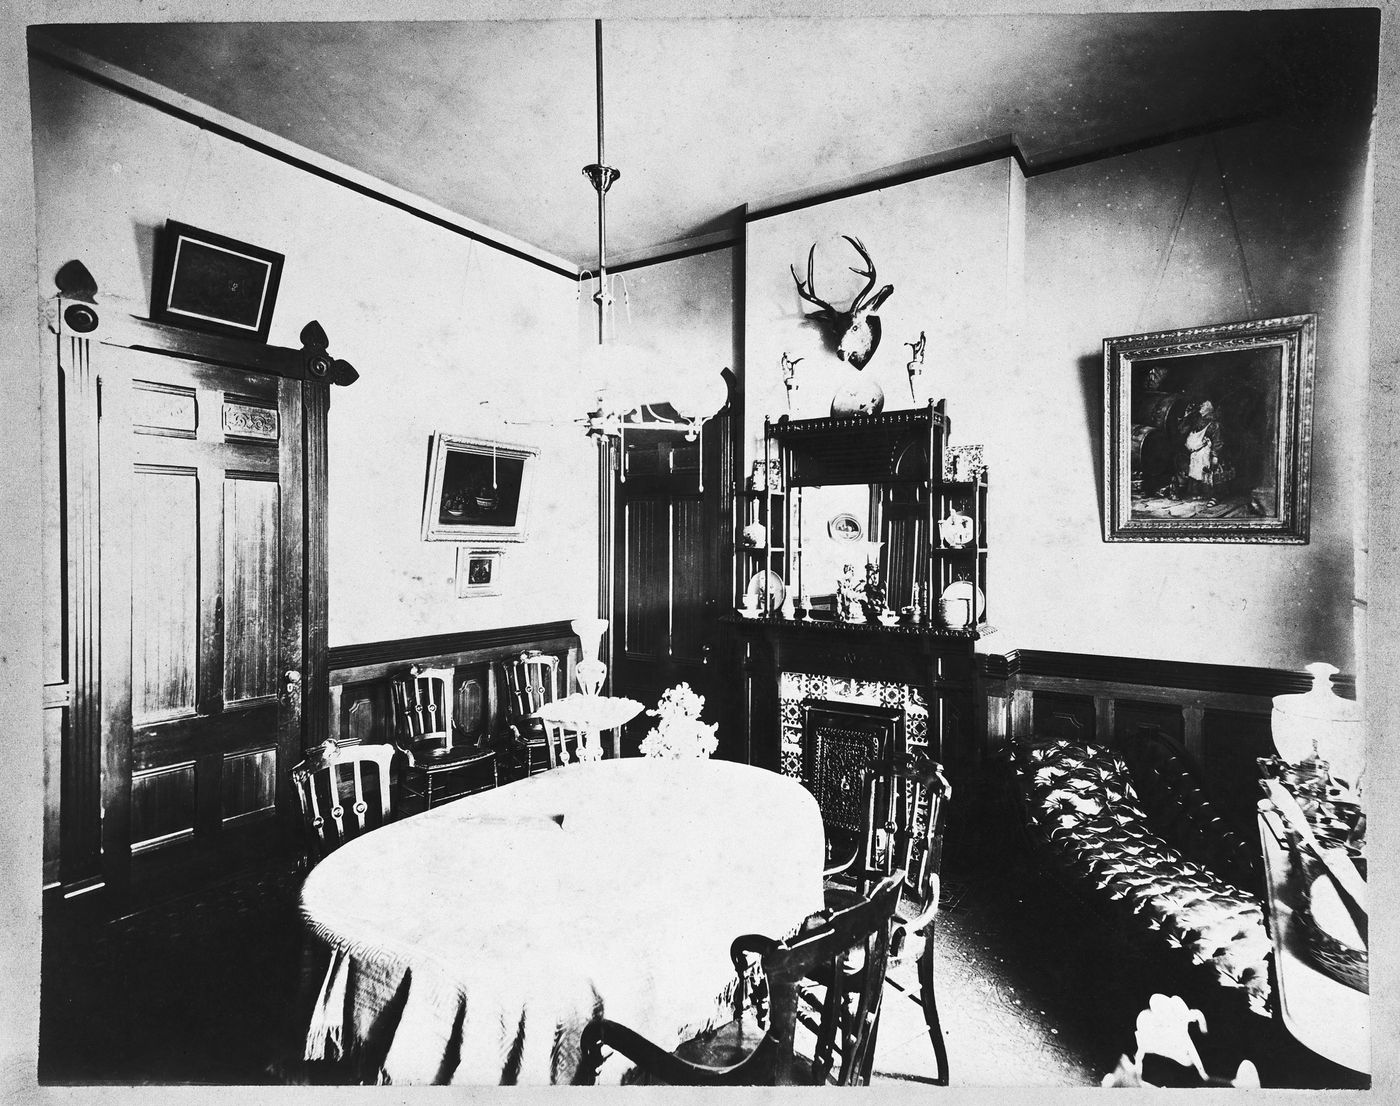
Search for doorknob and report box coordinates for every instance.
[285,669,302,697]
[701,644,712,666]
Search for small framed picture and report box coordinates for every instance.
[150,220,285,342]
[456,548,502,598]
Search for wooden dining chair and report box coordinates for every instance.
[291,740,397,868]
[576,872,904,1087]
[541,718,587,769]
[501,650,570,775]
[819,751,953,1085]
[576,871,904,1086]
[388,665,497,810]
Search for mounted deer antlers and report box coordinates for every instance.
[790,235,895,370]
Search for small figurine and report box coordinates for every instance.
[781,352,804,412]
[905,331,927,402]
[837,564,865,623]
[859,562,887,623]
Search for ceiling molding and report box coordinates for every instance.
[27,30,582,281]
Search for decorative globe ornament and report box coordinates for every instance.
[831,376,885,417]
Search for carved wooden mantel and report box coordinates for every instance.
[726,615,984,786]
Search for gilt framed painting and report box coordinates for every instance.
[1103,315,1315,543]
[150,220,284,342]
[422,435,537,543]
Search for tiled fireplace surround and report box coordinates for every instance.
[778,671,929,780]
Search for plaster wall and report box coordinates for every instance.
[29,59,598,649]
[743,114,1370,671]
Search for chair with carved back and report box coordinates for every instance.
[501,650,575,774]
[574,871,905,1086]
[818,751,953,1085]
[291,740,397,868]
[388,665,497,810]
[801,699,906,874]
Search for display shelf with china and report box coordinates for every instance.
[931,470,988,631]
[737,468,786,616]
[724,401,991,786]
[743,401,990,634]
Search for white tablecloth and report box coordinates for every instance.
[299,757,827,1084]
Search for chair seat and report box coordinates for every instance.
[672,1018,771,1069]
[405,739,494,771]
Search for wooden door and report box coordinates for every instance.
[610,415,733,751]
[99,347,305,896]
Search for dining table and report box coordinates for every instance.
[297,756,828,1084]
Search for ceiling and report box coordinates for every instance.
[36,11,1377,269]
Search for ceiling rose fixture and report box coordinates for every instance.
[579,19,728,473]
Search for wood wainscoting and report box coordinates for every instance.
[327,621,579,759]
[980,649,1356,839]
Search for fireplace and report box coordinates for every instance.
[800,699,906,849]
[729,617,981,788]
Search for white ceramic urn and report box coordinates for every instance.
[1271,661,1363,789]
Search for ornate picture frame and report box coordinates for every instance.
[150,220,284,342]
[421,435,537,543]
[1103,315,1315,543]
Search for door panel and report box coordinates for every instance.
[102,348,301,891]
[130,465,200,721]
[622,497,667,661]
[611,416,731,746]
[223,475,280,703]
[670,498,707,663]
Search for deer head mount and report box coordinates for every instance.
[790,236,895,370]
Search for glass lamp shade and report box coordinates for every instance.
[579,341,657,418]
[667,368,728,423]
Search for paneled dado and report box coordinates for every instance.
[980,650,1357,836]
[327,621,579,750]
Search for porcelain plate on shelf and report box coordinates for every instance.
[941,580,985,620]
[745,570,786,612]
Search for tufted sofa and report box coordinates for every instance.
[1012,736,1272,1015]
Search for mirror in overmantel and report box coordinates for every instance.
[794,484,884,616]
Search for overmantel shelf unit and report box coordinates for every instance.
[742,401,989,634]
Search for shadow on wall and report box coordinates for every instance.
[1076,350,1105,520]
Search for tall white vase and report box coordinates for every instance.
[572,617,609,696]
[1272,661,1364,792]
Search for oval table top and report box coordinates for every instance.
[299,757,826,1084]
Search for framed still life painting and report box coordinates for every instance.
[1103,315,1315,543]
[422,434,537,543]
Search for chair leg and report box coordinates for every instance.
[917,932,949,1086]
